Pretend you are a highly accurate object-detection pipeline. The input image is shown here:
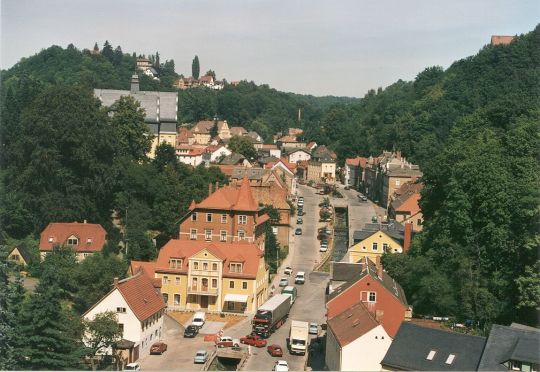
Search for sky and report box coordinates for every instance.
[1,0,538,97]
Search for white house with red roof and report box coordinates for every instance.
[83,272,166,362]
[39,221,107,262]
[176,145,206,166]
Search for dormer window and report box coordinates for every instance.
[230,262,243,273]
[169,259,183,269]
[87,238,93,244]
[48,237,54,243]
[67,235,79,246]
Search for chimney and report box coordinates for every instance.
[130,74,140,93]
[403,222,413,252]
[208,183,213,195]
[376,256,383,279]
[113,277,119,286]
[375,309,384,323]
[83,219,87,224]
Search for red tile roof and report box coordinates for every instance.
[193,121,215,134]
[230,127,248,136]
[328,301,381,347]
[277,135,297,143]
[193,177,259,211]
[178,127,194,143]
[130,261,161,288]
[115,272,166,321]
[251,184,290,210]
[155,240,264,279]
[39,222,106,253]
[491,35,515,45]
[395,192,421,216]
[346,156,368,168]
[213,164,236,177]
[265,158,296,173]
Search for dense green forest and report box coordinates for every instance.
[0,24,539,357]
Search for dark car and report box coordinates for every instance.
[297,217,303,224]
[150,342,167,355]
[184,325,199,338]
[295,228,302,235]
[267,344,284,357]
[298,210,305,216]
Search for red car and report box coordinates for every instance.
[240,334,267,347]
[267,344,284,357]
[150,342,167,355]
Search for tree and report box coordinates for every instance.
[110,95,152,161]
[83,311,122,371]
[228,135,257,160]
[93,42,99,54]
[39,245,79,299]
[205,69,216,80]
[102,40,114,61]
[153,143,178,172]
[19,283,84,370]
[192,55,200,79]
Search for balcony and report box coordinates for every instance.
[188,286,219,296]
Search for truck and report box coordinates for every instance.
[281,286,297,305]
[289,320,309,355]
[252,294,291,338]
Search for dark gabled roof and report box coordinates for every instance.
[382,322,486,371]
[352,221,408,244]
[9,243,33,264]
[219,152,246,165]
[331,261,366,282]
[478,324,540,370]
[231,167,266,180]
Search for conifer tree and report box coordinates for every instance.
[192,55,200,79]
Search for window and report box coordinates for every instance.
[193,261,199,270]
[205,229,212,241]
[203,262,208,270]
[445,354,456,365]
[238,215,247,225]
[192,277,198,289]
[221,214,227,223]
[418,219,422,225]
[395,179,401,186]
[212,278,217,288]
[191,212,197,221]
[162,276,169,285]
[116,307,126,313]
[242,282,248,290]
[190,229,197,240]
[382,243,389,252]
[227,301,235,311]
[67,235,79,246]
[426,350,436,360]
[206,213,213,222]
[162,293,169,303]
[174,294,180,305]
[272,226,278,235]
[220,230,227,242]
[368,292,376,302]
[48,237,54,243]
[230,263,242,273]
[238,230,245,240]
[212,263,218,271]
[229,281,235,289]
[118,323,124,334]
[372,242,378,251]
[175,277,180,285]
[86,238,92,244]
[362,246,366,251]
[170,259,182,269]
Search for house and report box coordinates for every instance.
[326,301,392,371]
[178,177,269,252]
[306,161,322,184]
[381,157,422,209]
[287,148,311,164]
[136,57,158,79]
[264,159,297,195]
[388,182,424,231]
[306,141,317,152]
[491,35,515,45]
[177,127,195,146]
[276,135,306,150]
[288,128,303,137]
[8,243,33,267]
[250,183,291,248]
[478,323,540,371]
[39,221,107,261]
[258,144,281,159]
[230,167,268,185]
[94,75,177,158]
[344,157,368,188]
[198,75,214,87]
[230,126,248,137]
[216,120,231,140]
[246,131,263,143]
[349,221,413,263]
[203,145,232,164]
[219,153,252,167]
[151,239,268,313]
[326,259,411,338]
[381,322,486,371]
[174,76,199,90]
[312,145,337,162]
[83,273,166,362]
[176,146,205,167]
[192,120,215,145]
[128,261,161,289]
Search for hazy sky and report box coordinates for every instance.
[1,0,538,97]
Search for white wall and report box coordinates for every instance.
[341,325,392,371]
[325,326,342,371]
[210,147,231,162]
[289,151,311,164]
[270,149,282,158]
[178,155,203,167]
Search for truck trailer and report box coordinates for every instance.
[289,320,309,355]
[252,294,291,338]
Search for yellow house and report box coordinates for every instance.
[133,240,269,314]
[349,227,405,263]
[8,244,33,267]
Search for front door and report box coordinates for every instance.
[200,295,208,309]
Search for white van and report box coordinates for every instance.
[295,272,305,284]
[192,312,206,329]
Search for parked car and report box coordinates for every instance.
[371,215,378,223]
[240,334,267,347]
[358,194,368,201]
[295,228,302,235]
[284,266,293,275]
[319,244,328,252]
[309,322,318,335]
[273,360,289,372]
[150,342,167,355]
[297,217,303,224]
[184,324,199,338]
[191,311,206,329]
[194,350,209,364]
[216,336,240,348]
[124,363,141,371]
[279,277,289,287]
[297,210,305,216]
[321,239,329,245]
[295,272,305,284]
[267,344,284,357]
